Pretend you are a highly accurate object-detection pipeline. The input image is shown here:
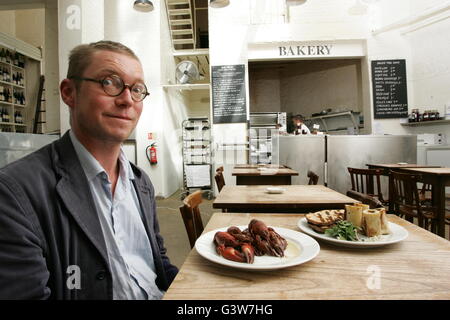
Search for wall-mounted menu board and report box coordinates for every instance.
[212,64,247,124]
[371,59,408,119]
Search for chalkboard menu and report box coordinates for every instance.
[212,64,247,124]
[371,59,408,119]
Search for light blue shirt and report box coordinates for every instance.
[69,131,163,300]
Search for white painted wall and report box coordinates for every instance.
[209,0,250,185]
[43,0,60,134]
[0,11,15,37]
[58,0,105,135]
[367,0,450,138]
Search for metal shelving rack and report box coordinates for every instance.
[181,117,213,200]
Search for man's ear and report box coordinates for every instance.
[60,79,76,108]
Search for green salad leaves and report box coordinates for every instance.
[325,220,359,241]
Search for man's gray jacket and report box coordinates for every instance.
[0,132,178,299]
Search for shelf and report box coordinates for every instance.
[305,111,362,134]
[308,110,359,120]
[0,101,26,107]
[401,119,450,126]
[163,83,210,90]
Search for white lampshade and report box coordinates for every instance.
[210,0,230,8]
[133,0,154,12]
[286,0,307,5]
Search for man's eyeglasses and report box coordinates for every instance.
[70,74,149,102]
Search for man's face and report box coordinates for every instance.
[68,50,145,144]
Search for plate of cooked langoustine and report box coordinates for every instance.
[195,219,320,270]
[297,205,408,248]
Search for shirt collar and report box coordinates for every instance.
[69,130,134,182]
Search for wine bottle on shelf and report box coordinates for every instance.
[5,50,11,64]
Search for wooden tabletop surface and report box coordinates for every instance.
[164,213,450,300]
[367,163,441,169]
[234,164,289,169]
[213,185,357,209]
[398,167,450,175]
[232,167,299,176]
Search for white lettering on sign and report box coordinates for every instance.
[279,45,332,57]
[66,5,81,30]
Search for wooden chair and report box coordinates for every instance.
[179,190,204,248]
[347,167,388,206]
[419,183,432,205]
[307,170,319,185]
[215,166,225,193]
[391,171,437,232]
[346,190,384,209]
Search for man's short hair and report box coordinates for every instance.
[67,40,140,81]
[293,114,305,121]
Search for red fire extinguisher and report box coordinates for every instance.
[146,143,157,165]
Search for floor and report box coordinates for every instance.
[156,189,220,269]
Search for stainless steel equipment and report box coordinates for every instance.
[273,135,326,185]
[0,132,59,168]
[273,134,417,196]
[327,135,417,195]
[249,112,286,164]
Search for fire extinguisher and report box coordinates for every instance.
[146,143,157,165]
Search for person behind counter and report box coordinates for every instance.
[0,40,178,299]
[292,114,311,135]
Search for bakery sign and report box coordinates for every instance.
[279,44,332,57]
[247,41,364,60]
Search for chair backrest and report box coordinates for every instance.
[307,170,319,185]
[179,190,204,248]
[391,171,425,225]
[215,166,225,192]
[347,167,385,202]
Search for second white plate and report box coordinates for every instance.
[297,218,408,248]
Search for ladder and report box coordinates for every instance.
[33,75,46,134]
[166,0,195,50]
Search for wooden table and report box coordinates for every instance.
[233,164,289,169]
[232,167,298,185]
[164,213,450,300]
[397,167,450,237]
[367,163,441,213]
[213,185,357,213]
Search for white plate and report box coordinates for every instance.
[195,226,320,270]
[266,187,285,194]
[297,218,408,248]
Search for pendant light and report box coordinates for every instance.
[286,0,307,5]
[133,0,154,12]
[210,0,230,8]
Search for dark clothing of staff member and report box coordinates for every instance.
[0,41,178,299]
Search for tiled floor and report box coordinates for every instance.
[156,189,220,269]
